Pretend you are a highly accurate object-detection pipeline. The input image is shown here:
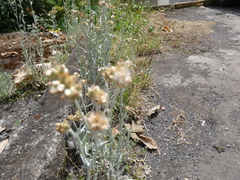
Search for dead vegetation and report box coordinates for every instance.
[149,11,215,52]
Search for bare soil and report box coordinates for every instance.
[0,31,66,73]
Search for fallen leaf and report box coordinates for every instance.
[112,127,119,135]
[162,26,173,33]
[138,134,158,150]
[131,133,158,150]
[125,106,141,120]
[124,123,131,131]
[0,124,6,133]
[12,63,51,89]
[12,68,34,89]
[1,51,18,58]
[147,105,165,118]
[131,120,144,133]
[0,139,9,154]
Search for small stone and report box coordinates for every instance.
[67,140,75,150]
[213,144,225,153]
[226,144,231,148]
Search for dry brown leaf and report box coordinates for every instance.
[0,124,6,133]
[162,26,173,33]
[12,68,34,89]
[112,127,119,135]
[125,106,141,120]
[12,63,51,89]
[0,139,9,154]
[138,134,158,150]
[124,123,131,131]
[131,133,158,150]
[147,105,165,118]
[131,120,144,133]
[1,51,18,58]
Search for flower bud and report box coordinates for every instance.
[55,119,70,134]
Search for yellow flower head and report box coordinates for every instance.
[55,119,70,134]
[67,111,82,122]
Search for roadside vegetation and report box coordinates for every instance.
[0,0,162,179]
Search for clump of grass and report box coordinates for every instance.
[124,57,152,108]
[0,72,14,101]
[111,1,161,56]
[107,1,161,107]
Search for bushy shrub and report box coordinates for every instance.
[0,0,16,32]
[0,0,54,32]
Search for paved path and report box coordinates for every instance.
[146,6,240,180]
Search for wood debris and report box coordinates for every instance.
[147,105,165,118]
[1,51,18,58]
[0,139,9,154]
[162,25,173,33]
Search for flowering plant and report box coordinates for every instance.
[45,59,132,179]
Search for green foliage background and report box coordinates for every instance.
[0,0,17,32]
[0,0,54,32]
[0,0,101,33]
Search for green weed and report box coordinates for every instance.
[0,72,14,101]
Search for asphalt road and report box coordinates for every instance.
[146,5,240,180]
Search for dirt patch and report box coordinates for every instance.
[150,11,215,52]
[0,32,66,73]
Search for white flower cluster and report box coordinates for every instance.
[86,111,109,132]
[44,62,83,101]
[87,85,108,105]
[101,61,132,87]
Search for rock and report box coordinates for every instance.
[0,44,81,179]
[0,90,73,180]
[0,32,87,179]
[213,144,225,153]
